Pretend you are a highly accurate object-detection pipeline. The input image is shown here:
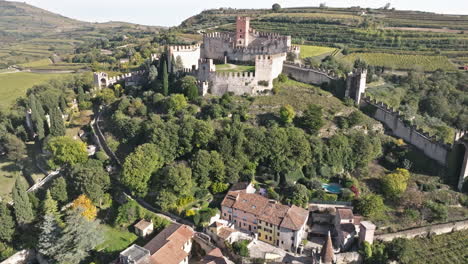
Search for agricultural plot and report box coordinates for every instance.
[299,45,338,59]
[0,72,72,110]
[401,230,468,264]
[343,52,456,71]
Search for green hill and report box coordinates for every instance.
[0,0,162,67]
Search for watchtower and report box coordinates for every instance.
[93,72,109,89]
[236,16,250,47]
[345,68,367,104]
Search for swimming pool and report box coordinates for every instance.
[322,183,342,194]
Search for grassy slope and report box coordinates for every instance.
[299,45,337,59]
[216,64,255,72]
[0,72,71,110]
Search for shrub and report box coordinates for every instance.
[210,182,229,194]
[277,74,288,83]
[232,240,250,257]
[355,194,385,218]
[95,150,109,162]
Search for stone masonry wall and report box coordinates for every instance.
[282,62,337,85]
[375,219,468,242]
[361,96,449,165]
[210,72,257,96]
[169,44,201,70]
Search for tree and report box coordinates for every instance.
[50,177,68,203]
[382,168,410,200]
[155,190,178,211]
[162,61,169,96]
[69,159,110,204]
[97,88,116,105]
[2,133,26,166]
[354,58,368,70]
[287,184,310,208]
[272,3,281,12]
[49,107,66,137]
[175,56,184,71]
[157,163,193,196]
[52,208,103,264]
[181,76,199,100]
[46,136,88,169]
[280,104,295,124]
[12,178,34,225]
[165,94,187,113]
[122,143,163,196]
[29,94,45,139]
[355,194,385,218]
[42,190,59,217]
[191,150,225,189]
[0,203,15,242]
[71,195,97,221]
[37,214,61,258]
[299,104,324,134]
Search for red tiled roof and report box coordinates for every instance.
[280,205,309,231]
[218,227,237,240]
[201,248,230,264]
[134,219,152,231]
[257,202,289,226]
[143,223,194,264]
[337,208,354,220]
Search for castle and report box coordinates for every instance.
[168,16,300,96]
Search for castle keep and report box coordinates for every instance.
[168,16,300,96]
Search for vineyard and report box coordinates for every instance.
[400,230,468,264]
[343,52,456,71]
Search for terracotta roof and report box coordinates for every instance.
[321,231,335,264]
[217,227,237,240]
[280,205,309,231]
[337,208,354,220]
[135,219,153,231]
[224,192,271,216]
[221,191,239,208]
[119,244,151,264]
[257,201,289,226]
[143,223,194,264]
[201,248,231,264]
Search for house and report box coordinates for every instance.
[118,223,194,264]
[206,220,247,248]
[134,219,154,238]
[334,209,362,250]
[229,182,256,194]
[221,191,309,252]
[200,248,234,264]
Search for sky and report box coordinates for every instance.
[22,0,468,27]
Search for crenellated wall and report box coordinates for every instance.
[255,53,286,83]
[360,95,450,165]
[168,44,201,70]
[282,62,338,85]
[93,70,146,89]
[210,71,257,96]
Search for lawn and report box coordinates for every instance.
[216,64,255,73]
[0,158,19,202]
[19,58,52,68]
[343,52,456,71]
[0,72,71,110]
[299,45,338,59]
[95,225,138,253]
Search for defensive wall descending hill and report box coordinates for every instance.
[282,62,338,85]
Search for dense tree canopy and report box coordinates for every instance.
[69,159,110,204]
[47,136,88,169]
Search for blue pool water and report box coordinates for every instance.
[322,183,342,194]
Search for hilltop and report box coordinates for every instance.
[177,7,468,68]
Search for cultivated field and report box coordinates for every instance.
[0,72,72,110]
[299,45,338,59]
[343,53,456,71]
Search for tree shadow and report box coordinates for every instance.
[1,163,20,173]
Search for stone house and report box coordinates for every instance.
[134,219,154,238]
[118,223,194,264]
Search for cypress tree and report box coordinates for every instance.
[49,177,68,204]
[38,214,61,258]
[12,178,34,225]
[77,86,85,104]
[162,61,169,96]
[59,96,67,111]
[29,94,45,140]
[49,107,65,137]
[0,202,15,242]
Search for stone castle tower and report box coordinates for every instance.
[345,68,367,104]
[236,16,250,47]
[94,72,109,89]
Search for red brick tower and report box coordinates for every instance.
[236,16,250,47]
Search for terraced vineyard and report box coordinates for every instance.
[343,52,456,71]
[400,230,468,264]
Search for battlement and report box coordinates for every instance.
[169,44,201,52]
[256,53,287,61]
[204,32,232,40]
[232,46,269,54]
[214,71,256,78]
[237,16,250,22]
[289,46,301,52]
[107,70,145,84]
[254,31,290,41]
[361,95,452,148]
